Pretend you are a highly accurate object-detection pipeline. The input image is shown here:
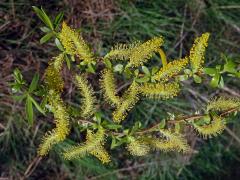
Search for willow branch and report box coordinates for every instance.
[136,106,239,135]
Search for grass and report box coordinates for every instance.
[0,0,240,179]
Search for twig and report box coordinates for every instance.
[221,86,240,98]
[136,106,239,135]
[21,156,42,180]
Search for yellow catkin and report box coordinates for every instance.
[207,96,240,112]
[100,69,121,106]
[44,54,65,93]
[59,22,95,63]
[75,74,96,117]
[153,57,189,82]
[63,127,110,164]
[194,115,226,138]
[140,82,180,99]
[38,90,70,156]
[128,37,164,67]
[127,138,150,156]
[104,41,141,61]
[146,130,190,153]
[190,33,210,72]
[112,81,139,123]
[39,53,70,156]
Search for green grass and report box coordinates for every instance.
[0,0,240,179]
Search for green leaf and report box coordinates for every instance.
[110,137,126,149]
[40,26,51,33]
[65,54,71,70]
[13,68,24,84]
[124,67,132,79]
[94,112,102,123]
[204,67,217,76]
[130,121,141,135]
[26,95,34,125]
[223,60,237,73]
[28,73,39,93]
[29,95,45,115]
[235,71,240,78]
[32,6,54,30]
[203,115,211,124]
[135,76,150,83]
[184,69,192,75]
[219,76,224,88]
[40,32,54,44]
[142,66,150,76]
[134,69,139,76]
[210,73,220,88]
[178,74,188,81]
[54,12,64,28]
[175,123,181,133]
[151,66,159,75]
[105,123,122,130]
[104,59,112,69]
[13,94,27,102]
[55,38,64,51]
[194,118,205,126]
[86,63,95,73]
[193,74,202,83]
[159,119,166,129]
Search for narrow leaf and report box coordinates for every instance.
[29,73,39,93]
[40,32,53,44]
[26,95,34,125]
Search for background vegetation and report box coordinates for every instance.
[0,0,240,179]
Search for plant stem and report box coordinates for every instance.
[136,106,239,135]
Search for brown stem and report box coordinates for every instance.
[77,106,239,137]
[135,106,239,135]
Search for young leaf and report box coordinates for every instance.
[40,32,54,44]
[204,67,217,76]
[193,74,202,83]
[55,38,64,51]
[32,6,54,30]
[54,12,64,28]
[26,95,34,125]
[40,26,51,33]
[210,73,220,88]
[29,73,39,93]
[29,95,45,115]
[142,66,150,76]
[223,60,237,73]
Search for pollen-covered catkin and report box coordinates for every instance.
[59,22,95,63]
[193,115,226,138]
[75,74,96,117]
[104,41,141,61]
[100,69,121,106]
[38,90,70,156]
[127,138,150,156]
[128,37,164,67]
[44,54,65,93]
[112,81,139,123]
[190,33,210,72]
[153,57,189,82]
[207,96,240,112]
[140,81,180,99]
[149,129,190,153]
[63,127,110,163]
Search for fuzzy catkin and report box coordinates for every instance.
[190,33,210,72]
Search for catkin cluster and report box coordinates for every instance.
[37,22,239,164]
